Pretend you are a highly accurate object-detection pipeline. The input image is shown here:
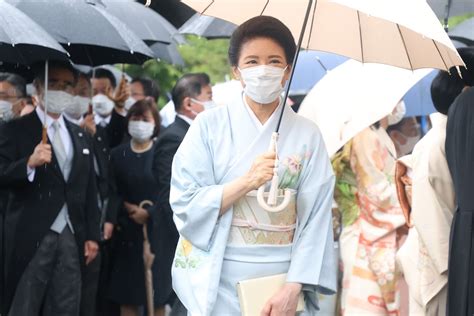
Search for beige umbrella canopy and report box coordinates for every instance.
[182,0,464,71]
[181,0,464,211]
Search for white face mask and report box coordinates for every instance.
[92,94,115,117]
[124,96,137,111]
[238,65,287,104]
[128,120,155,143]
[191,98,216,110]
[388,101,407,126]
[397,133,421,156]
[65,96,90,119]
[44,90,74,114]
[0,100,15,122]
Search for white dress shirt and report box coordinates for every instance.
[176,113,194,126]
[94,113,112,127]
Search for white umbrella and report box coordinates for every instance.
[298,59,432,157]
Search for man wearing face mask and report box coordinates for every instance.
[0,72,27,316]
[0,61,100,316]
[64,71,119,316]
[90,68,128,148]
[127,76,161,111]
[159,73,213,128]
[150,74,214,315]
[0,73,27,124]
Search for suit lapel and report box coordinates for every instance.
[65,120,82,184]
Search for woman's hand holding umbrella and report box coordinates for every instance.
[261,283,302,316]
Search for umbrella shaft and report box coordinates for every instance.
[275,0,315,133]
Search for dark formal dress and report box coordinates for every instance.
[445,87,474,316]
[108,141,159,306]
[151,116,190,308]
[0,110,100,315]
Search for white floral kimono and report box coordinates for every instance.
[170,95,337,315]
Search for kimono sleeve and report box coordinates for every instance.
[286,131,337,305]
[170,116,224,252]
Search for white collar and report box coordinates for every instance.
[176,113,194,126]
[64,113,84,126]
[36,106,67,130]
[94,113,112,126]
[242,94,282,132]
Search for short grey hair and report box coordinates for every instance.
[0,72,27,97]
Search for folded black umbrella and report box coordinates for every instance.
[8,0,154,66]
[0,1,68,65]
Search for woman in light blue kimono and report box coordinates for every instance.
[170,16,336,316]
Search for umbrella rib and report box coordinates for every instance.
[432,40,449,72]
[260,0,270,16]
[305,0,318,49]
[357,11,364,63]
[396,24,413,70]
[201,1,214,15]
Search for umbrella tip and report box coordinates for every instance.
[145,0,151,6]
[130,50,134,55]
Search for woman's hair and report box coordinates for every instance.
[228,16,296,66]
[431,70,465,115]
[126,99,161,138]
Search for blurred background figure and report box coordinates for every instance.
[91,68,129,148]
[151,73,213,316]
[387,116,422,158]
[396,62,467,316]
[445,47,474,316]
[159,72,212,127]
[340,108,406,315]
[0,73,27,124]
[129,77,161,107]
[107,100,160,316]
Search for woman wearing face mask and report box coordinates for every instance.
[170,16,336,316]
[107,99,161,316]
[339,109,406,315]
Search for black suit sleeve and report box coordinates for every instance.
[107,110,127,148]
[0,124,29,189]
[152,134,181,230]
[85,148,101,242]
[104,165,120,224]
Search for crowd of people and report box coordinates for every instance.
[0,61,214,316]
[0,14,474,316]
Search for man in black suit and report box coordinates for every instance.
[91,68,129,148]
[152,74,213,315]
[0,62,100,316]
[0,72,27,316]
[64,71,119,316]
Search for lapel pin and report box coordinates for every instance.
[83,148,90,155]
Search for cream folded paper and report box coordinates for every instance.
[237,273,305,316]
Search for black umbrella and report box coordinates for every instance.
[8,0,154,66]
[100,0,178,45]
[0,1,68,64]
[149,42,184,66]
[179,13,237,39]
[450,17,474,46]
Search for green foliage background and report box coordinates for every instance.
[125,36,231,108]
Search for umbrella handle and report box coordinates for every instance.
[139,200,153,241]
[42,126,48,144]
[256,132,292,212]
